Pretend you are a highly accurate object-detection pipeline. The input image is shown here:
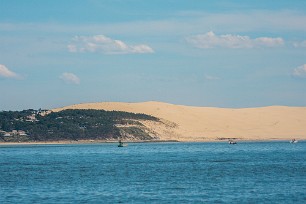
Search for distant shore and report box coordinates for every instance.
[0,139,179,145]
[52,101,306,142]
[0,138,302,146]
[2,101,305,143]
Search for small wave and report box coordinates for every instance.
[210,159,235,163]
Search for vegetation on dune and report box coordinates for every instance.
[0,109,159,142]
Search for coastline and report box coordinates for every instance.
[0,138,302,146]
[0,139,179,146]
[51,101,306,142]
[2,102,305,144]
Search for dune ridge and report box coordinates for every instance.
[53,101,306,141]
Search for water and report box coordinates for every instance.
[0,142,305,203]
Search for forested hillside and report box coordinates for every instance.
[0,109,160,142]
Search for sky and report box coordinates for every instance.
[1,0,306,110]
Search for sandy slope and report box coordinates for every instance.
[53,101,306,141]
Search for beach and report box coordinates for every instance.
[52,101,306,142]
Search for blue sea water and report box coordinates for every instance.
[0,142,306,203]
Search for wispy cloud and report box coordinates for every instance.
[59,72,80,84]
[186,31,284,49]
[292,64,306,78]
[0,64,21,79]
[204,74,220,80]
[1,10,306,35]
[293,40,306,48]
[67,35,154,54]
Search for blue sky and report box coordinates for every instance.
[1,0,306,110]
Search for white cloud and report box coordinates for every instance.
[67,44,78,52]
[59,72,80,84]
[67,35,154,54]
[255,37,284,47]
[292,64,306,78]
[0,64,20,79]
[186,31,284,49]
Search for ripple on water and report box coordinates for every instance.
[0,142,306,203]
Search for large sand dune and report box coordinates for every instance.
[53,101,306,141]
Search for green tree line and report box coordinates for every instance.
[0,109,159,141]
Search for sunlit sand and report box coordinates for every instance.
[53,101,306,142]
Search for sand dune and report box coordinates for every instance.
[53,101,306,141]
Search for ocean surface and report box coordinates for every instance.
[0,141,305,203]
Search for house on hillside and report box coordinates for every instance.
[39,110,51,116]
[1,130,28,137]
[18,130,27,136]
[4,133,11,137]
[26,114,39,122]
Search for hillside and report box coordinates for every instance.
[0,109,160,142]
[53,101,306,141]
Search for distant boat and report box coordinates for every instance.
[229,140,237,144]
[118,139,128,147]
[290,139,298,143]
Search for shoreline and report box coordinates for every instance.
[0,138,302,146]
[0,139,180,146]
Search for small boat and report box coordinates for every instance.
[228,140,237,144]
[118,139,128,147]
[290,139,298,143]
